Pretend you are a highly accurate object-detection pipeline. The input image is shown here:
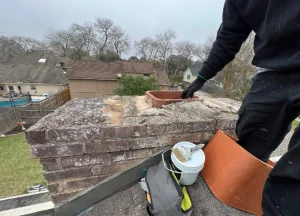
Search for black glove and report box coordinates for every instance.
[180,77,206,99]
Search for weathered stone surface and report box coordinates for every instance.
[202,131,215,142]
[60,154,110,169]
[146,123,183,136]
[47,183,63,194]
[85,140,130,154]
[130,137,168,149]
[40,158,61,171]
[44,167,91,182]
[183,120,216,133]
[217,117,238,129]
[46,128,101,143]
[110,149,151,162]
[30,143,84,158]
[25,130,46,145]
[102,126,146,138]
[150,147,169,155]
[63,176,107,191]
[51,190,83,205]
[26,94,241,206]
[90,165,101,176]
[101,160,139,175]
[168,132,204,145]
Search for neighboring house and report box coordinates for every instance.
[67,61,171,98]
[0,50,68,96]
[183,63,223,94]
[183,63,203,85]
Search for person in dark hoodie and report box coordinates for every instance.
[181,1,300,215]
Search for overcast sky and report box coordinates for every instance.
[0,0,224,56]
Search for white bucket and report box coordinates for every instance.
[171,142,205,185]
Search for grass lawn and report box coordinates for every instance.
[292,120,299,132]
[0,133,46,198]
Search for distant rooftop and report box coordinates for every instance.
[67,60,170,86]
[0,50,68,85]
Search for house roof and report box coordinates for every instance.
[0,50,68,85]
[187,63,203,76]
[67,61,154,80]
[156,69,171,86]
[67,60,170,86]
[82,176,252,216]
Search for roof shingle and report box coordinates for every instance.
[68,60,170,86]
[0,50,68,85]
[68,61,155,80]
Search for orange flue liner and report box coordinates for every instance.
[145,90,200,108]
[201,130,274,216]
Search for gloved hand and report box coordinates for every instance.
[180,77,206,99]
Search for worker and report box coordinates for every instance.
[181,1,300,215]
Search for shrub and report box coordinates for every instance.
[114,74,160,96]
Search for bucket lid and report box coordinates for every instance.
[171,142,205,172]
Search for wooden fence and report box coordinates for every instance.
[17,89,71,124]
[0,89,71,134]
[0,108,20,135]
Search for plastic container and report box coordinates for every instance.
[171,142,205,185]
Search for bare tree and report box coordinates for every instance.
[175,41,198,60]
[46,29,73,57]
[134,37,158,61]
[0,36,23,60]
[195,35,215,61]
[155,29,176,71]
[94,18,116,56]
[71,22,95,56]
[214,32,256,100]
[110,26,130,57]
[12,36,47,51]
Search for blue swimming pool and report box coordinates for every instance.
[0,98,30,107]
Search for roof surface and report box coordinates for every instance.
[67,60,170,86]
[156,69,171,86]
[189,63,203,76]
[83,175,253,216]
[68,61,155,80]
[0,50,68,85]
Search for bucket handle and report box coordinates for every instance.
[162,149,201,174]
[162,149,184,174]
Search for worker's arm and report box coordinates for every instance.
[181,0,252,99]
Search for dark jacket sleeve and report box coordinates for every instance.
[199,0,252,80]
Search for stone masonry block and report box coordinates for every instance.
[25,130,46,145]
[40,158,61,171]
[30,143,84,158]
[48,183,63,194]
[223,129,237,138]
[51,190,83,205]
[46,127,101,143]
[44,167,91,182]
[85,139,130,154]
[60,154,110,169]
[168,133,204,146]
[91,165,101,176]
[183,120,216,133]
[110,149,151,162]
[146,123,183,136]
[102,126,146,139]
[101,160,139,175]
[217,118,237,130]
[63,176,107,191]
[202,131,215,142]
[130,137,168,150]
[151,147,169,155]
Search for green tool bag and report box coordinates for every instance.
[145,150,192,216]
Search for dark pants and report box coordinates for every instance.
[236,71,300,216]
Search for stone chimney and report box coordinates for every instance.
[25,93,240,205]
